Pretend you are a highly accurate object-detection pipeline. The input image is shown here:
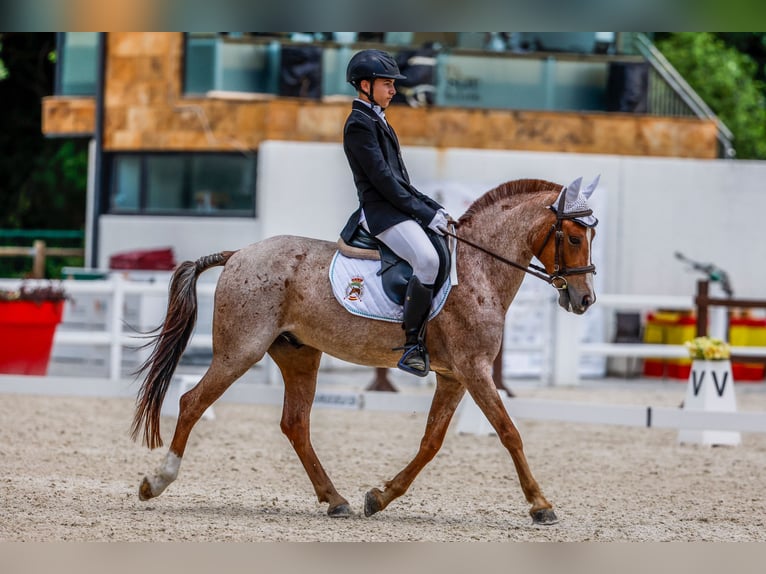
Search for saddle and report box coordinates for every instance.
[337,225,451,306]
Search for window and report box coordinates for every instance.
[108,153,256,216]
[112,156,141,210]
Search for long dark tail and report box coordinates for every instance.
[131,250,236,449]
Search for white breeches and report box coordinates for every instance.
[370,218,440,285]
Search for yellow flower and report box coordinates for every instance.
[684,336,731,361]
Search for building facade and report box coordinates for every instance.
[42,32,723,269]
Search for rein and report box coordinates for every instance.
[444,192,596,291]
[442,227,567,289]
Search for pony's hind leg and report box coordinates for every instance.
[364,373,466,517]
[138,356,254,501]
[268,340,352,517]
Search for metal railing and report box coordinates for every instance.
[632,33,735,158]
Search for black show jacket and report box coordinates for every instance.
[340,100,443,242]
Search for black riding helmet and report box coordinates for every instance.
[346,50,406,105]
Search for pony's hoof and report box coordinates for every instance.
[138,477,155,501]
[328,503,352,518]
[531,508,559,525]
[364,489,383,517]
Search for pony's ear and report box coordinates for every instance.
[582,174,600,199]
[565,177,583,203]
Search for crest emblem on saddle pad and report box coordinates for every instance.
[330,254,452,323]
[549,175,600,227]
[345,276,364,302]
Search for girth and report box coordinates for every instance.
[337,225,451,305]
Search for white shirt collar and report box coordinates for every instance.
[355,98,387,125]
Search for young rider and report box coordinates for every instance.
[339,49,451,377]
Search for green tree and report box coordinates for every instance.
[715,33,766,85]
[0,34,9,80]
[655,32,766,159]
[0,33,88,277]
[0,33,87,229]
[0,33,88,229]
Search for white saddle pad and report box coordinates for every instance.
[329,251,452,323]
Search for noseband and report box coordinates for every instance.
[444,191,596,291]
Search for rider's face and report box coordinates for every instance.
[363,78,396,108]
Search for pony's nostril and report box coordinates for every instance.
[582,294,592,307]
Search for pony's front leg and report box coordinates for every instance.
[364,374,465,517]
[466,374,558,525]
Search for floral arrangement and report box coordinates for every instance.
[684,336,731,361]
[0,283,69,303]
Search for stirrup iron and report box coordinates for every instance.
[397,342,430,377]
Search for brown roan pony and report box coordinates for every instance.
[131,177,599,525]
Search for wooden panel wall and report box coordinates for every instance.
[42,97,96,136]
[42,32,719,159]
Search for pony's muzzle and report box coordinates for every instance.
[558,285,595,314]
[571,290,595,314]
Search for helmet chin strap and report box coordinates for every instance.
[361,78,379,108]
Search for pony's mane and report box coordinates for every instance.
[459,179,563,225]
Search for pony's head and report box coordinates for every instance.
[534,175,599,315]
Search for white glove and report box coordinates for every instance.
[427,209,451,235]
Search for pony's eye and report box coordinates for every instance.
[568,236,582,246]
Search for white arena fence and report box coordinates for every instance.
[4,276,766,436]
[2,276,766,384]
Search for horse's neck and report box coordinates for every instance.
[458,194,552,307]
[461,194,549,260]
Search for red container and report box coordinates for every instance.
[732,363,765,382]
[642,360,665,378]
[666,362,692,381]
[0,301,64,375]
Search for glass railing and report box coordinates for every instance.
[185,35,281,95]
[56,32,99,96]
[435,52,609,111]
[185,33,645,114]
[53,32,637,112]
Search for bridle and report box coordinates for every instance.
[443,191,596,291]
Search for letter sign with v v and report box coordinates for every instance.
[679,361,740,446]
[691,368,728,397]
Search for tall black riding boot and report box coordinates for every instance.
[396,276,434,377]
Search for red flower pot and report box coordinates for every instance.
[0,301,64,375]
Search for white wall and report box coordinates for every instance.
[257,141,357,242]
[99,215,262,280]
[617,157,766,298]
[255,141,766,299]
